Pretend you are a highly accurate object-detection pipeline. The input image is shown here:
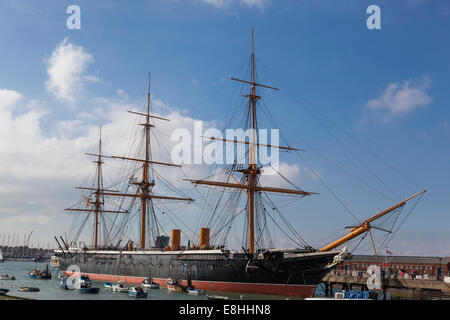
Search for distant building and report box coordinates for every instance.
[337,255,450,276]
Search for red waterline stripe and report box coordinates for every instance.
[65,271,316,298]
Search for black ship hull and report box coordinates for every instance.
[55,248,346,297]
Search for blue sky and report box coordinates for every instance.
[0,0,449,255]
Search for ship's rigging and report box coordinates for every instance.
[63,29,426,257]
[65,74,194,250]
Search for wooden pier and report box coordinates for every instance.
[322,270,450,299]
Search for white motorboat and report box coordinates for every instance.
[112,283,129,293]
[128,286,147,298]
[187,287,206,295]
[142,278,160,289]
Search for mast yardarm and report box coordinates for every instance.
[187,29,309,255]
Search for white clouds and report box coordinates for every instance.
[260,162,302,188]
[0,94,86,181]
[0,89,22,111]
[1,213,54,225]
[0,82,212,241]
[45,37,97,105]
[366,76,432,121]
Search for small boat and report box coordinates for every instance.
[75,275,100,293]
[18,287,40,292]
[206,293,229,300]
[79,275,92,288]
[167,278,182,292]
[142,278,160,289]
[41,265,52,279]
[104,282,113,289]
[50,256,60,267]
[60,277,74,290]
[0,289,9,295]
[128,286,147,298]
[29,265,52,280]
[28,269,41,279]
[112,283,129,293]
[187,288,206,295]
[79,287,100,294]
[0,274,15,281]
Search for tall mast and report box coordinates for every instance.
[186,28,311,256]
[98,73,194,251]
[141,72,151,250]
[248,28,257,255]
[66,126,128,250]
[93,126,103,250]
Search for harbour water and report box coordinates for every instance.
[0,261,297,300]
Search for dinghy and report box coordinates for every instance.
[128,286,147,298]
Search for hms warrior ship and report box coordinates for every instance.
[54,30,425,298]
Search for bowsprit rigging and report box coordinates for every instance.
[55,29,426,298]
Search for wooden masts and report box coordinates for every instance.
[318,190,427,252]
[65,126,127,250]
[66,74,192,250]
[187,29,309,255]
[141,72,151,250]
[94,126,102,249]
[98,73,193,250]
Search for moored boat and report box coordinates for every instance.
[0,274,15,281]
[29,265,52,280]
[75,275,100,293]
[167,279,183,292]
[104,281,113,289]
[112,282,129,293]
[18,287,40,292]
[79,275,92,288]
[206,293,229,300]
[60,277,74,290]
[128,286,147,298]
[187,287,206,295]
[79,287,100,294]
[50,256,60,267]
[142,278,159,289]
[0,289,9,295]
[28,269,41,279]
